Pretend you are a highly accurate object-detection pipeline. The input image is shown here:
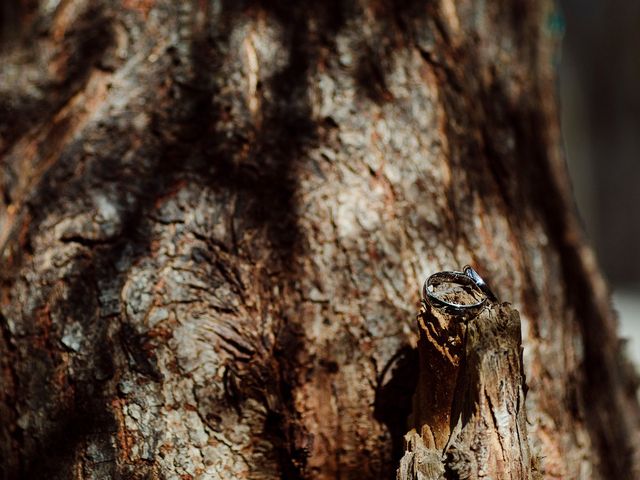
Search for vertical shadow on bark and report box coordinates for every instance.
[374,346,419,476]
[351,0,433,104]
[0,4,123,478]
[0,2,113,159]
[0,0,43,46]
[210,2,347,477]
[0,1,21,45]
[0,310,21,479]
[354,43,394,104]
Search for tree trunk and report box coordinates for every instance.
[0,1,638,479]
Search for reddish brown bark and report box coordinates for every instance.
[0,1,638,479]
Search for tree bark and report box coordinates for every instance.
[0,1,638,479]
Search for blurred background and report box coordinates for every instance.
[559,0,640,364]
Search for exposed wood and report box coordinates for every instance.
[397,296,534,480]
[0,1,639,479]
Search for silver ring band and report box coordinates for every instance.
[462,265,497,302]
[423,270,486,315]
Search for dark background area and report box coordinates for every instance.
[560,0,640,361]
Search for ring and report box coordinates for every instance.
[462,265,497,302]
[422,266,496,316]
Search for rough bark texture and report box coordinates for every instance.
[397,298,534,480]
[0,1,639,479]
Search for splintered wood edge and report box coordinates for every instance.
[398,302,536,480]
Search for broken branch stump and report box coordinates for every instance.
[397,298,537,480]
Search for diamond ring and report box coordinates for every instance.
[422,266,497,317]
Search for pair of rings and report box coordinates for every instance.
[422,265,497,316]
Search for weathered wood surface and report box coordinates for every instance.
[0,1,639,479]
[397,297,534,480]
